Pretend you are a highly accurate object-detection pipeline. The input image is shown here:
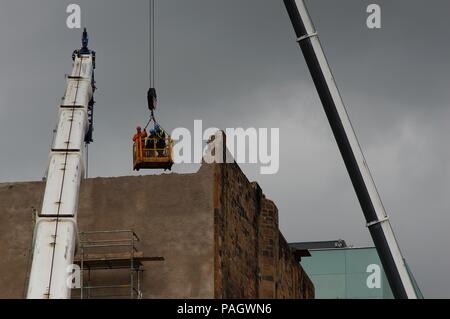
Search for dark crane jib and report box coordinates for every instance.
[282,0,417,299]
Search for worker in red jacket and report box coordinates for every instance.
[133,126,147,158]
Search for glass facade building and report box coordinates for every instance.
[294,242,423,299]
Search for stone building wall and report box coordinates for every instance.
[0,132,314,299]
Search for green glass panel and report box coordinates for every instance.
[308,274,346,299]
[301,250,346,275]
[300,247,422,299]
[346,272,384,299]
[345,248,380,273]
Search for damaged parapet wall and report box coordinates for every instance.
[211,132,313,298]
[0,131,313,299]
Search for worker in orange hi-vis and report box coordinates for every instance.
[133,126,148,159]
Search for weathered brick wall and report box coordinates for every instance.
[213,160,314,299]
[276,235,315,299]
[214,163,261,298]
[258,198,279,298]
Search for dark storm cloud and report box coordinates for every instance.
[0,0,449,297]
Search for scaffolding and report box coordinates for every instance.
[72,230,164,299]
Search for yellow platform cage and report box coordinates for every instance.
[133,137,174,171]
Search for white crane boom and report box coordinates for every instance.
[27,29,96,299]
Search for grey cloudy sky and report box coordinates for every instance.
[1,0,449,298]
